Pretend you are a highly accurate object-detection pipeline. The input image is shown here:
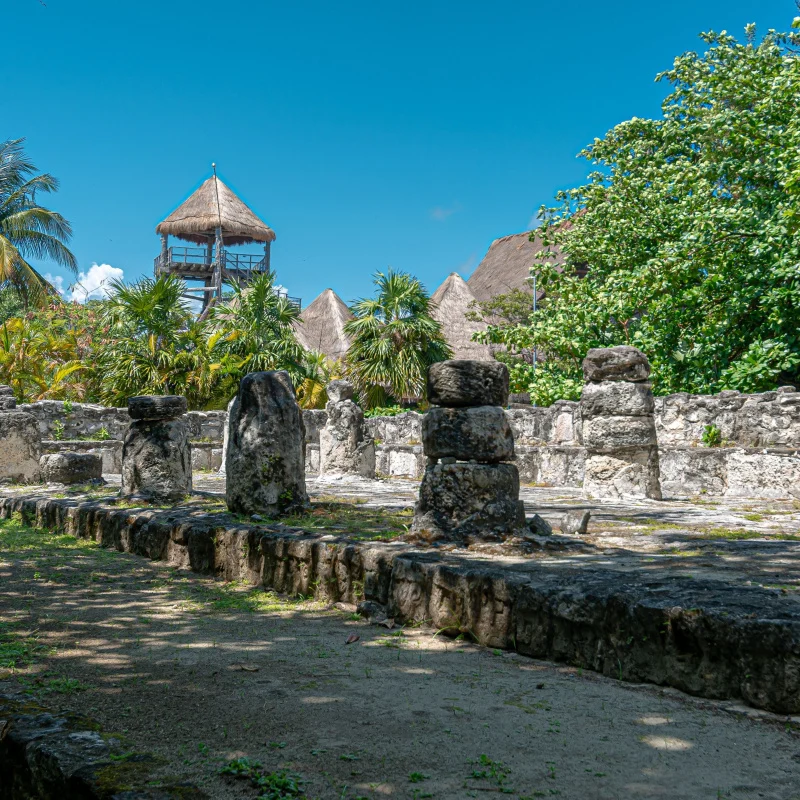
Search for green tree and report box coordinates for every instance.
[344,269,452,408]
[480,22,800,402]
[209,271,305,398]
[0,138,77,307]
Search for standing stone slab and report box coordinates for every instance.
[0,412,41,483]
[121,418,192,501]
[319,381,375,478]
[580,347,661,500]
[226,371,308,516]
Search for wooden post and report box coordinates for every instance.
[206,236,214,267]
[159,234,169,273]
[264,241,271,271]
[214,226,223,299]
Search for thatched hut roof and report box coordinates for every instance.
[431,273,492,361]
[156,176,276,246]
[294,288,352,361]
[467,230,557,301]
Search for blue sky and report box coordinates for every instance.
[8,0,797,307]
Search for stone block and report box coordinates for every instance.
[422,405,514,462]
[561,510,591,535]
[319,397,375,478]
[0,396,16,411]
[725,449,800,500]
[584,448,662,500]
[39,452,103,484]
[580,381,654,418]
[0,385,14,397]
[0,411,41,483]
[658,447,728,498]
[226,371,308,516]
[121,418,192,501]
[582,346,650,382]
[412,462,525,542]
[128,395,188,421]
[427,360,509,408]
[582,415,658,452]
[326,379,354,403]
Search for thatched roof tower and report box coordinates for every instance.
[294,288,353,361]
[156,176,276,247]
[431,273,492,361]
[467,230,555,301]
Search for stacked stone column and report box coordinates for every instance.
[412,360,525,543]
[225,371,308,516]
[319,380,375,479]
[121,395,192,501]
[581,346,662,500]
[0,384,41,483]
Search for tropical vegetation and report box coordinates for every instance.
[0,138,77,307]
[344,269,451,407]
[478,21,800,404]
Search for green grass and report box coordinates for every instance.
[696,527,800,541]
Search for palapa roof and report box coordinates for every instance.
[156,175,276,246]
[467,230,556,301]
[431,273,492,361]
[294,288,353,361]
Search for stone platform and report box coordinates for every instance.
[2,475,799,714]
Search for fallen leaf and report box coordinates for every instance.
[346,634,360,645]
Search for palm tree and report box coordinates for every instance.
[0,138,77,306]
[344,269,452,408]
[296,350,341,409]
[210,271,305,395]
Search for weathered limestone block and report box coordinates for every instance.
[584,449,661,500]
[121,418,192,500]
[581,347,661,500]
[39,452,103,484]
[0,411,41,483]
[422,405,514,463]
[218,395,236,476]
[412,462,525,543]
[427,360,509,408]
[128,395,188,421]
[319,381,376,478]
[581,415,658,452]
[580,381,654,418]
[561,510,591,535]
[0,396,16,411]
[226,371,308,516]
[0,385,13,396]
[582,346,651,383]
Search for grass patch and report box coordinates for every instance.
[696,527,800,541]
[275,499,412,542]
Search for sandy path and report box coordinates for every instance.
[2,518,800,800]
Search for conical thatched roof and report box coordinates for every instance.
[431,273,492,361]
[294,288,352,361]
[156,176,276,246]
[467,230,557,301]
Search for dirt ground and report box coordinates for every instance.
[2,516,800,800]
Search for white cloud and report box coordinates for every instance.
[44,273,66,296]
[70,263,124,303]
[430,203,461,221]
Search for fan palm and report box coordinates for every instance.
[0,138,77,306]
[344,269,452,408]
[210,271,305,394]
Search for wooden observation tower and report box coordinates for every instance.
[154,168,299,311]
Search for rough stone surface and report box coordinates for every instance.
[561,509,591,535]
[422,405,514,463]
[427,360,509,408]
[121,418,192,501]
[527,513,553,536]
[0,412,41,484]
[326,379,354,403]
[0,396,16,411]
[580,380,654,418]
[319,383,376,478]
[128,395,188,421]
[584,449,662,500]
[0,690,206,799]
[412,462,525,542]
[39,452,103,484]
[583,346,651,383]
[366,411,422,446]
[581,415,658,452]
[0,385,14,397]
[225,371,308,516]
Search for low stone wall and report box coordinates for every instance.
[3,493,798,714]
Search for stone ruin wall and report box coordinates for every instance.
[21,387,800,498]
